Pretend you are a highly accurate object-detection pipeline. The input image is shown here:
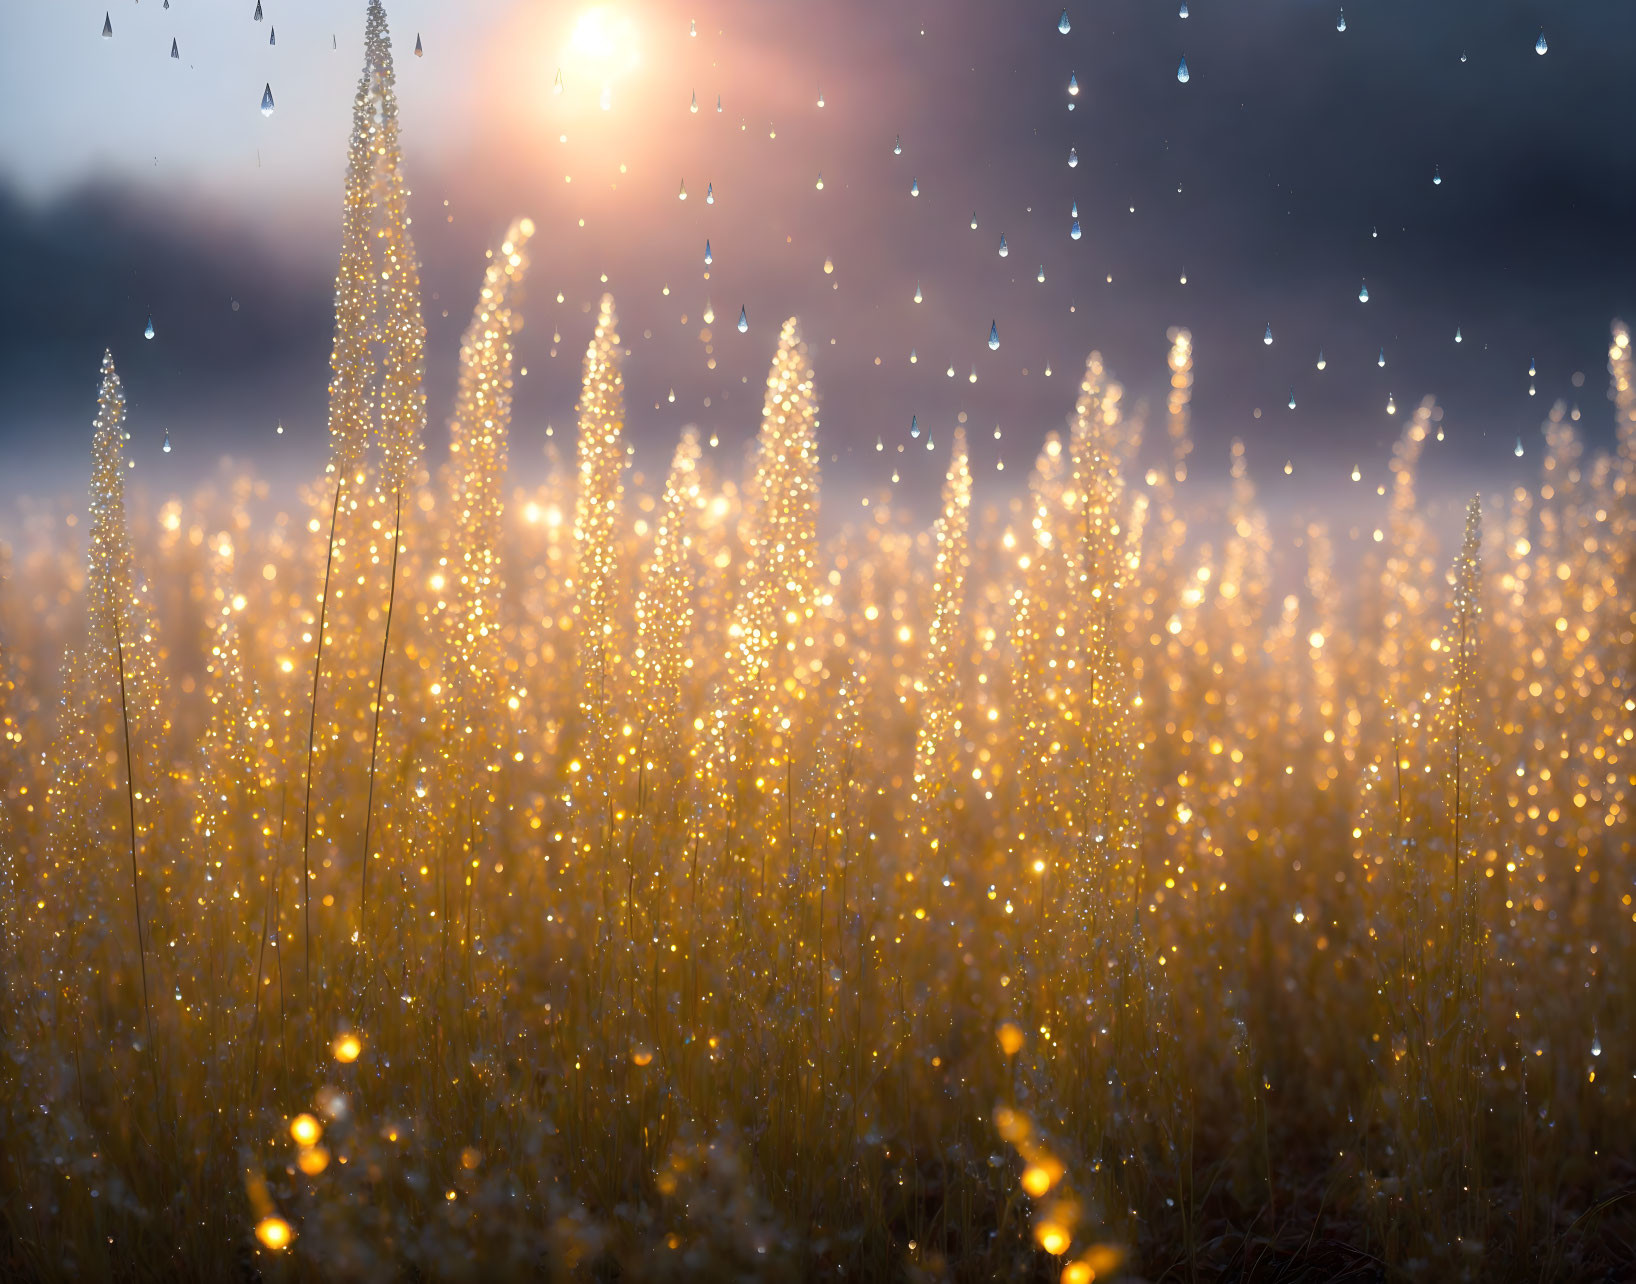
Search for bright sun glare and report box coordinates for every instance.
[564,6,641,91]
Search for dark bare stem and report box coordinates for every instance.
[302,476,345,1058]
[113,617,163,1140]
[358,484,404,986]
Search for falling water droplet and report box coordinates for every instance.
[1316,349,1327,370]
[1067,72,1079,96]
[1592,1037,1602,1057]
[946,364,956,378]
[260,83,275,116]
[997,233,1008,258]
[913,283,923,304]
[736,306,748,333]
[1358,280,1369,303]
[988,321,1000,351]
[1263,323,1274,346]
[715,94,721,112]
[910,414,920,439]
[269,26,277,46]
[162,428,172,454]
[968,365,978,383]
[553,69,563,93]
[1179,1,1189,16]
[1037,265,1046,283]
[1070,219,1081,240]
[909,348,917,363]
[414,33,423,57]
[691,90,698,113]
[276,421,284,435]
[817,88,825,107]
[1058,9,1071,35]
[1535,30,1548,55]
[1460,50,1468,64]
[690,18,697,36]
[1386,393,1397,414]
[893,134,902,155]
[1176,56,1190,83]
[1351,464,1362,481]
[703,239,713,265]
[170,38,179,59]
[1336,7,1346,32]
[1529,381,1537,397]
[1288,388,1296,409]
[1068,146,1079,168]
[1433,164,1443,186]
[253,1,263,20]
[970,212,980,231]
[1528,357,1536,376]
[1455,326,1463,343]
[815,172,824,190]
[703,301,715,324]
[102,11,113,38]
[1514,435,1525,456]
[678,179,687,200]
[910,178,920,196]
[144,315,155,341]
[705,182,714,204]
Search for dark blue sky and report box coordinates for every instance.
[1,0,1633,520]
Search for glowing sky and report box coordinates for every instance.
[1,0,1633,516]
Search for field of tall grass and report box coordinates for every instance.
[2,5,1633,1281]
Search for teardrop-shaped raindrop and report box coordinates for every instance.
[1058,9,1071,35]
[1378,347,1386,367]
[910,178,920,196]
[1067,72,1079,96]
[703,239,713,265]
[1070,200,1079,218]
[1036,265,1045,283]
[102,11,112,37]
[893,134,902,155]
[910,414,920,439]
[703,301,715,324]
[988,321,1000,350]
[1460,50,1467,63]
[875,435,884,451]
[253,0,263,20]
[815,172,824,190]
[909,348,917,363]
[736,306,748,333]
[1316,349,1326,370]
[817,88,825,107]
[1514,435,1525,456]
[1288,388,1296,409]
[1070,219,1081,240]
[678,179,687,200]
[1068,146,1079,168]
[1179,2,1189,16]
[691,90,698,113]
[913,283,923,304]
[1529,381,1537,396]
[1264,323,1274,346]
[997,234,1008,258]
[1454,326,1463,343]
[970,212,979,230]
[1535,30,1548,55]
[1528,357,1536,376]
[414,33,423,57]
[1176,56,1190,83]
[1358,280,1369,303]
[260,83,275,116]
[144,315,155,341]
[269,26,276,46]
[162,428,172,454]
[705,181,714,204]
[715,94,721,111]
[1433,164,1442,186]
[690,18,697,36]
[1591,1037,1603,1057]
[1336,7,1346,32]
[170,37,179,58]
[1386,394,1397,414]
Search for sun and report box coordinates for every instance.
[562,5,641,98]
